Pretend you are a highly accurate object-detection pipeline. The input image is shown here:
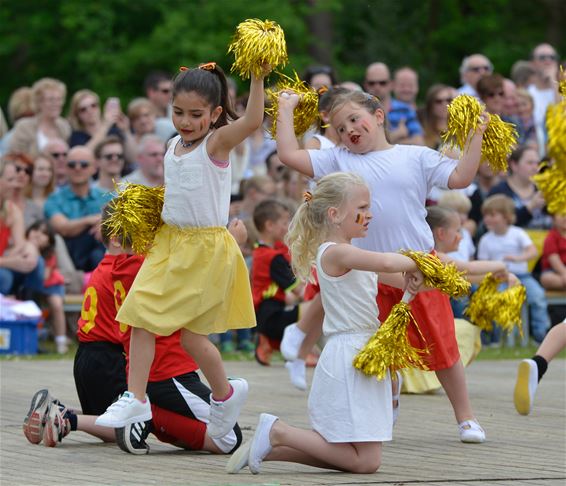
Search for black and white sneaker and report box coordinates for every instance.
[23,389,52,444]
[115,420,151,455]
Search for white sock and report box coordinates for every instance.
[285,359,307,391]
[281,324,306,361]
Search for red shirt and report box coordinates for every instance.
[542,228,566,271]
[251,241,296,309]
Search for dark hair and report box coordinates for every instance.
[25,220,56,258]
[253,199,289,232]
[143,71,172,92]
[476,73,504,100]
[264,150,279,171]
[172,65,238,128]
[94,135,123,159]
[425,205,457,232]
[508,144,538,174]
[302,65,338,87]
[317,86,351,133]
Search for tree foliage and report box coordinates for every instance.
[1,0,564,114]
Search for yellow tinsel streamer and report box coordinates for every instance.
[353,292,429,379]
[265,71,320,138]
[545,98,566,174]
[441,94,518,173]
[464,273,527,335]
[532,162,566,215]
[103,183,165,255]
[227,19,288,80]
[400,250,471,298]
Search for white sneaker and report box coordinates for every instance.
[514,359,538,415]
[95,392,152,428]
[208,378,248,439]
[225,438,252,474]
[249,413,278,474]
[392,370,402,426]
[285,359,307,391]
[458,419,486,443]
[280,324,305,361]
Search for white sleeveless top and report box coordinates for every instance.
[161,133,231,227]
[316,242,380,336]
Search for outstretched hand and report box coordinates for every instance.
[278,90,300,111]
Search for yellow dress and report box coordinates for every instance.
[116,224,256,336]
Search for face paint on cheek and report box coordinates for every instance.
[355,213,364,224]
[360,120,371,133]
[199,120,206,132]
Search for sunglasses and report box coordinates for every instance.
[366,79,389,87]
[159,87,172,94]
[50,152,68,159]
[101,153,124,161]
[78,102,99,114]
[67,160,90,169]
[146,152,163,158]
[486,91,504,99]
[535,54,557,61]
[434,97,454,104]
[467,65,491,73]
[15,165,33,175]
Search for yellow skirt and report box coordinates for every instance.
[116,224,256,336]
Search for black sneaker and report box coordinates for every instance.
[115,420,151,455]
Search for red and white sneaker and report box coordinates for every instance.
[23,389,52,444]
[43,402,71,447]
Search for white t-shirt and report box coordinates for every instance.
[477,226,533,274]
[527,85,556,134]
[309,145,458,252]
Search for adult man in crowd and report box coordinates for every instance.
[93,136,125,192]
[45,138,70,187]
[393,66,419,110]
[144,71,175,142]
[457,54,494,98]
[121,134,164,187]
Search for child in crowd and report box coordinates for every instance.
[514,318,566,415]
[25,221,68,354]
[276,88,488,442]
[227,172,423,475]
[539,212,566,291]
[478,194,550,343]
[23,205,243,455]
[96,63,266,439]
[251,200,303,374]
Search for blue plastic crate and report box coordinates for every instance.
[0,319,39,355]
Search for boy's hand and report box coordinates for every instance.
[228,218,248,245]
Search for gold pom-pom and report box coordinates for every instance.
[400,250,471,298]
[103,183,164,255]
[227,19,288,80]
[441,94,518,173]
[464,273,527,335]
[353,292,429,379]
[545,100,566,172]
[265,71,320,138]
[532,162,566,215]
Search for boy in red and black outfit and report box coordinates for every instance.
[251,200,302,366]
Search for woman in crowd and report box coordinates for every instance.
[418,84,457,150]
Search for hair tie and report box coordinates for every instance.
[317,85,329,96]
[198,62,216,71]
[179,66,189,72]
[303,191,313,204]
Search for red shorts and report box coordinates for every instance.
[303,268,320,302]
[377,283,459,371]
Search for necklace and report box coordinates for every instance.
[179,132,208,149]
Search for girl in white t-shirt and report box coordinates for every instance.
[227,172,423,475]
[276,89,489,443]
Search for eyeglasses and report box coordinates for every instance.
[50,152,68,159]
[434,97,454,104]
[486,91,505,99]
[535,54,557,61]
[78,102,99,114]
[366,79,390,87]
[15,165,33,175]
[67,160,90,169]
[159,87,172,94]
[467,65,491,73]
[101,153,124,161]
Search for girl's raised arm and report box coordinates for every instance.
[276,93,314,178]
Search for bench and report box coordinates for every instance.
[63,294,84,313]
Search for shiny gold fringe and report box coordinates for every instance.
[227,19,288,80]
[545,98,566,174]
[464,273,527,335]
[353,301,429,379]
[103,183,165,255]
[441,94,518,173]
[532,162,566,215]
[265,71,320,138]
[400,250,471,298]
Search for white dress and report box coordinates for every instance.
[308,242,392,443]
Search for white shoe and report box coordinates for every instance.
[285,359,307,391]
[280,324,305,361]
[514,359,538,415]
[208,378,248,439]
[392,370,402,426]
[249,413,278,474]
[458,419,486,443]
[95,392,152,428]
[225,438,251,474]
